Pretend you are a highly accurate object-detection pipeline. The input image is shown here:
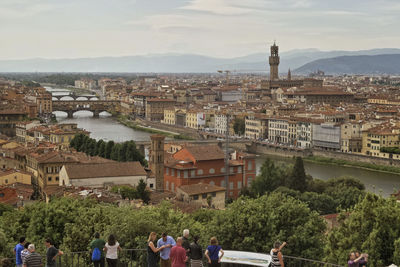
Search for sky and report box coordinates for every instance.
[0,0,400,60]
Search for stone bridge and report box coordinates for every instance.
[52,94,99,101]
[52,100,120,118]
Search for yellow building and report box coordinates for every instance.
[245,113,268,140]
[0,169,32,186]
[185,109,206,130]
[362,124,400,159]
[162,107,177,125]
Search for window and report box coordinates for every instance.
[238,166,242,173]
[221,180,226,187]
[248,161,253,171]
[209,168,215,174]
[229,182,234,190]
[193,195,199,200]
[248,177,252,185]
[171,183,175,191]
[177,171,180,178]
[238,181,242,189]
[184,170,188,178]
[48,177,52,182]
[166,168,169,175]
[5,179,8,184]
[166,181,169,190]
[202,194,207,199]
[197,169,203,175]
[56,177,59,181]
[211,192,216,197]
[191,170,195,177]
[209,181,215,186]
[171,169,175,176]
[230,167,234,174]
[220,167,225,173]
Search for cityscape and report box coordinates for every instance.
[1,0,400,266]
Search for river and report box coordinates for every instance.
[47,87,400,197]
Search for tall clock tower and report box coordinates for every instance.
[269,42,280,81]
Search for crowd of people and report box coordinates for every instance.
[12,232,365,267]
[13,237,63,267]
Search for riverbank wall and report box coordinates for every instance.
[135,118,203,139]
[247,142,400,167]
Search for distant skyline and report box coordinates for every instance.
[1,0,400,60]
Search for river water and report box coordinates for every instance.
[47,87,400,197]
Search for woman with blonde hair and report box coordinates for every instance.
[147,232,166,267]
[204,237,224,267]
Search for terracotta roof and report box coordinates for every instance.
[64,162,147,179]
[178,183,226,196]
[182,145,224,161]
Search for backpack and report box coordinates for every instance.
[92,247,101,261]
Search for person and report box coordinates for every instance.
[204,237,224,267]
[157,232,176,267]
[14,237,26,267]
[348,252,368,267]
[355,252,368,267]
[104,234,122,267]
[170,237,187,267]
[189,236,203,267]
[23,244,42,267]
[270,241,286,267]
[21,242,31,266]
[147,232,167,267]
[90,233,106,267]
[45,238,63,267]
[182,229,190,267]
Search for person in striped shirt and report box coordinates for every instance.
[23,244,42,267]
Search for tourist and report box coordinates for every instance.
[170,237,188,267]
[147,232,167,267]
[90,232,106,267]
[189,236,203,267]
[204,237,224,267]
[270,241,286,267]
[104,234,122,267]
[348,252,368,267]
[21,242,31,266]
[157,232,176,267]
[182,229,190,267]
[355,252,368,267]
[14,237,26,267]
[23,244,42,267]
[45,238,63,267]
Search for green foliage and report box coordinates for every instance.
[0,203,12,216]
[324,193,400,266]
[250,158,366,215]
[69,134,146,166]
[233,118,245,136]
[381,147,400,154]
[137,179,151,204]
[286,157,308,192]
[111,180,150,204]
[250,158,288,195]
[209,193,326,259]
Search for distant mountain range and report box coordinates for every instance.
[0,48,399,74]
[294,54,400,75]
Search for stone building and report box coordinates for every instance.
[149,134,165,191]
[176,183,226,209]
[145,98,176,121]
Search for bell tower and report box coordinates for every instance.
[269,42,280,81]
[150,134,165,191]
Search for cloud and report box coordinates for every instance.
[180,0,254,15]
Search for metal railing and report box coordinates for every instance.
[56,249,147,267]
[1,251,345,267]
[283,255,345,267]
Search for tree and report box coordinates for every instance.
[324,193,400,266]
[119,142,128,162]
[110,144,121,161]
[137,179,151,204]
[250,158,287,196]
[98,141,106,158]
[233,118,245,136]
[286,157,308,192]
[105,141,115,159]
[209,193,326,259]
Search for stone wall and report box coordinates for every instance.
[136,118,203,139]
[246,142,400,167]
